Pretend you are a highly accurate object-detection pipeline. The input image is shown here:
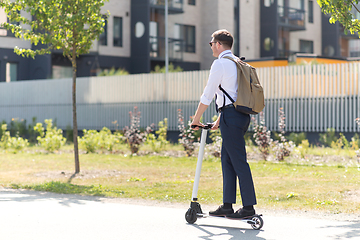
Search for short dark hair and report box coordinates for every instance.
[211,29,233,49]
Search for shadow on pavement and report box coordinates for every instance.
[190,223,265,240]
[0,188,104,207]
[322,221,360,239]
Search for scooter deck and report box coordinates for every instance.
[193,213,264,230]
[197,213,262,221]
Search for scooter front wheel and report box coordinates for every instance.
[185,208,197,224]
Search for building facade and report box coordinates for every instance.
[0,0,358,82]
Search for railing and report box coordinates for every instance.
[1,63,360,133]
[278,6,305,30]
[278,49,298,58]
[149,36,183,60]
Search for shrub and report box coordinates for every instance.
[355,118,360,162]
[9,118,28,139]
[123,107,153,154]
[252,112,272,161]
[78,127,123,153]
[151,63,183,73]
[146,118,169,153]
[0,124,11,149]
[0,118,37,144]
[177,109,196,156]
[98,67,129,76]
[287,132,307,146]
[96,127,120,152]
[0,124,29,153]
[330,133,349,150]
[297,139,310,159]
[9,136,29,152]
[34,119,66,152]
[351,133,360,150]
[319,128,337,147]
[79,129,98,153]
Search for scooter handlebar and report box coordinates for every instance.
[190,123,213,130]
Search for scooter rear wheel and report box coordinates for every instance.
[250,215,264,230]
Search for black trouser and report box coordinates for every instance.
[219,106,257,206]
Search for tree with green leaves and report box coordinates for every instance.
[0,0,109,173]
[317,0,360,35]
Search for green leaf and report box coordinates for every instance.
[1,0,109,60]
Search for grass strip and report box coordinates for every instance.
[0,148,359,214]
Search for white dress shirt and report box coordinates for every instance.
[200,50,238,108]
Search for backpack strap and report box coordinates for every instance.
[218,56,242,105]
[219,84,235,103]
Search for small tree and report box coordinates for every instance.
[123,107,153,154]
[177,109,196,156]
[1,0,109,173]
[272,107,295,161]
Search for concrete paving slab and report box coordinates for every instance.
[0,189,359,240]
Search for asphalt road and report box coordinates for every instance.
[1,188,359,240]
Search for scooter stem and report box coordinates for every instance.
[191,128,208,201]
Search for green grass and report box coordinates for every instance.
[0,145,359,214]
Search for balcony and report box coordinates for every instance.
[150,0,184,14]
[278,6,305,31]
[150,36,183,61]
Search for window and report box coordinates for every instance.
[176,24,196,53]
[6,10,20,37]
[113,17,123,47]
[6,62,17,82]
[308,0,314,23]
[264,37,274,51]
[300,40,314,53]
[149,21,159,57]
[99,16,108,46]
[264,0,274,7]
[188,0,196,5]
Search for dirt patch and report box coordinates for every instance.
[34,170,124,180]
[343,190,360,203]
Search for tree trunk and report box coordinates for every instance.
[72,48,80,173]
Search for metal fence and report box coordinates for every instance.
[0,62,360,133]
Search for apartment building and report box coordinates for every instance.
[0,0,357,82]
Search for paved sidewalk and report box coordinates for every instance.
[0,189,359,240]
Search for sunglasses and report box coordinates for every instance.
[209,41,221,47]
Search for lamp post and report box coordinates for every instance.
[165,0,169,74]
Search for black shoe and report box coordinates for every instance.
[226,207,255,219]
[209,205,234,217]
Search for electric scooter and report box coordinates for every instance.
[185,124,264,230]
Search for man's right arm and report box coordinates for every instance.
[200,60,223,106]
